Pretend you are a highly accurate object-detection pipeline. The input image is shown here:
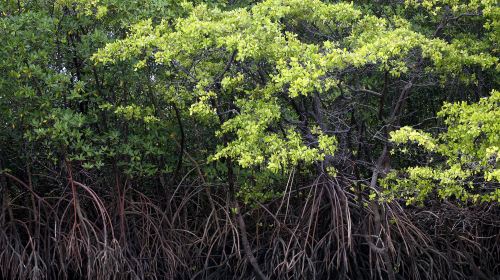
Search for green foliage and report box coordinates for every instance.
[1,0,498,206]
[93,0,496,177]
[384,90,500,204]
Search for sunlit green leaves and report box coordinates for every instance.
[385,90,500,204]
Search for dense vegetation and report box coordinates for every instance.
[0,0,498,279]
